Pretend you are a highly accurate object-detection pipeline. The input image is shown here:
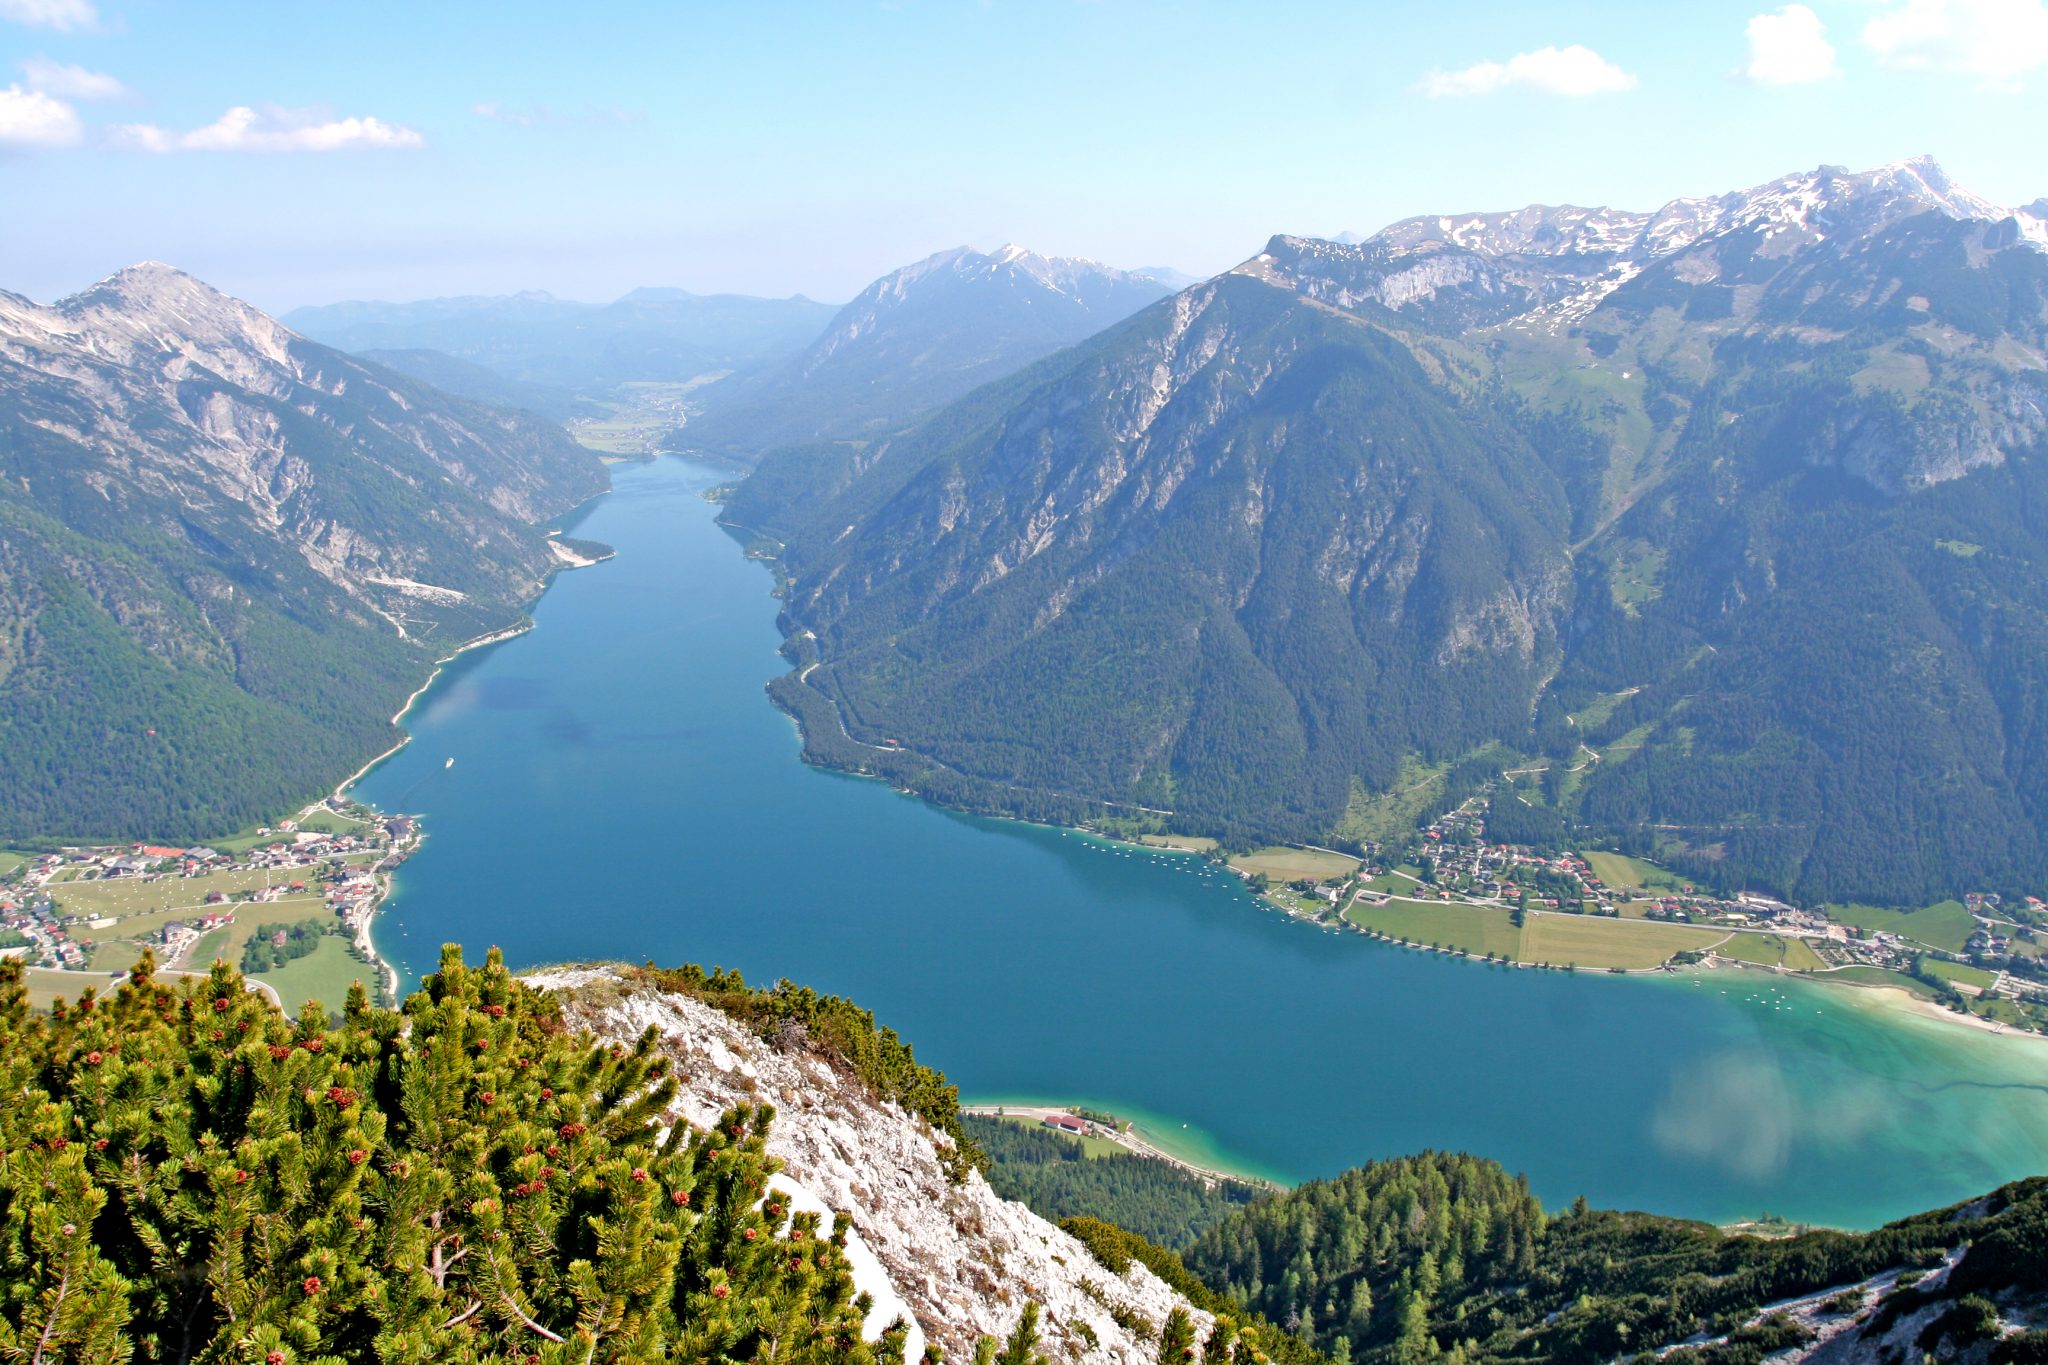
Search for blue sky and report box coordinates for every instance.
[2,0,2044,311]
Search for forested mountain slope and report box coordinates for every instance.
[731,159,2048,903]
[1181,1150,2048,1365]
[684,245,1173,459]
[0,263,608,841]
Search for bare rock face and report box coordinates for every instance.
[531,967,1207,1363]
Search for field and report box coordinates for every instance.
[1139,835,1218,853]
[1229,846,1359,883]
[1822,965,1941,999]
[250,933,376,1015]
[1519,913,1726,969]
[85,896,336,973]
[1346,899,1522,959]
[1714,931,1830,971]
[1826,900,1977,953]
[51,866,309,919]
[985,1114,1125,1160]
[15,964,241,1012]
[569,380,711,455]
[1918,958,1998,992]
[1583,851,1687,894]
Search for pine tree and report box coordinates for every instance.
[1159,1306,1198,1362]
[0,947,888,1363]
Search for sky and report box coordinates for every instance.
[2,0,2045,312]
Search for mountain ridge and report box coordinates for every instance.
[681,244,1174,459]
[729,158,2048,904]
[0,261,608,839]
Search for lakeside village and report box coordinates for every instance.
[1110,795,2048,1037]
[0,796,418,1015]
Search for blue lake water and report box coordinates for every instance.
[356,455,2048,1229]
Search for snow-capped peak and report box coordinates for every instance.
[1366,157,2038,264]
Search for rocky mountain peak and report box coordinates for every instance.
[43,260,302,391]
[534,967,1204,1363]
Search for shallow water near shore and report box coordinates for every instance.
[357,455,2048,1229]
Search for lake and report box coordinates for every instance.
[356,455,2048,1229]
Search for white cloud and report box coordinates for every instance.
[1420,44,1638,98]
[112,104,426,153]
[1741,5,1839,83]
[19,55,127,100]
[1863,0,2048,89]
[0,0,96,31]
[0,81,81,146]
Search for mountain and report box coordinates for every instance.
[682,245,1174,459]
[285,287,836,394]
[0,263,608,841]
[354,346,590,421]
[728,159,2048,904]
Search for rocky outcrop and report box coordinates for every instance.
[531,967,1206,1363]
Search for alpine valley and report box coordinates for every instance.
[729,158,2048,907]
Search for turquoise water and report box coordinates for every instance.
[356,456,2048,1229]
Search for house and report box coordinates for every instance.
[1041,1114,1090,1136]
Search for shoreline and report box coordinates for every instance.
[332,542,616,1004]
[961,1101,1288,1189]
[328,620,538,1005]
[767,632,2048,1049]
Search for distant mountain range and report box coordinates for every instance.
[0,263,608,840]
[729,158,2048,905]
[284,287,836,394]
[681,245,1175,459]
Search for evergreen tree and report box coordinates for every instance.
[0,947,893,1363]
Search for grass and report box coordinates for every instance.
[1334,754,1453,847]
[51,866,307,920]
[1918,958,1997,992]
[81,895,332,973]
[1568,689,1641,733]
[1519,913,1726,969]
[1583,851,1687,894]
[292,808,368,835]
[1346,899,1523,959]
[17,965,127,1011]
[985,1114,1125,1160]
[1826,900,1977,954]
[195,901,342,972]
[1138,835,1218,853]
[251,933,374,1016]
[1822,965,1941,1000]
[1229,846,1359,884]
[15,964,274,1012]
[1607,541,1667,613]
[1713,931,1829,971]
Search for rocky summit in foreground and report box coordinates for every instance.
[3,947,2043,1364]
[533,966,1206,1362]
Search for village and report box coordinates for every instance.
[0,796,417,1013]
[1123,792,2048,1037]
